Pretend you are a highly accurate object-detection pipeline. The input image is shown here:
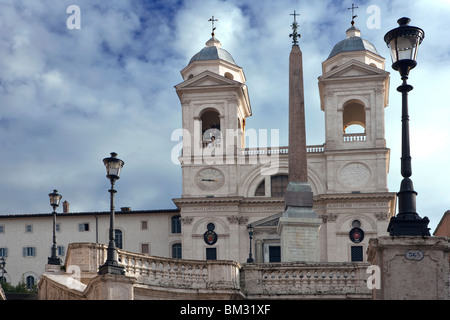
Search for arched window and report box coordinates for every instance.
[254,175,289,197]
[255,179,265,196]
[171,215,181,234]
[343,101,366,134]
[172,243,182,259]
[224,72,234,80]
[26,275,35,290]
[114,229,123,249]
[271,175,288,197]
[201,110,221,147]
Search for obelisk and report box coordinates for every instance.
[277,11,322,262]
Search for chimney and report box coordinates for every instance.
[63,201,69,214]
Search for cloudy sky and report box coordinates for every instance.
[0,0,448,232]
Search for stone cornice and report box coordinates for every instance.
[173,196,284,207]
[314,192,396,202]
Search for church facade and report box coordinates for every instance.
[1,21,398,288]
[173,24,395,264]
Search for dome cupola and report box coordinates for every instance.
[328,26,380,59]
[188,37,237,66]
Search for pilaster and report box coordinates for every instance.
[367,236,450,300]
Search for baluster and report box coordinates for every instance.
[202,265,208,281]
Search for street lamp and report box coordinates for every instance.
[384,17,430,236]
[247,224,254,263]
[48,189,62,265]
[98,152,125,275]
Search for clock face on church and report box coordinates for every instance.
[194,168,225,191]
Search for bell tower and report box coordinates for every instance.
[318,23,391,193]
[174,29,251,198]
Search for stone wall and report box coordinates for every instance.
[241,262,372,299]
[367,236,450,300]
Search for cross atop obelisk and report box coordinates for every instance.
[289,10,301,46]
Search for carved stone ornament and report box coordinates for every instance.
[180,217,193,225]
[227,216,249,225]
[320,213,338,223]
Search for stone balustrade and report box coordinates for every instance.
[119,250,241,291]
[241,262,372,299]
[242,145,324,156]
[63,243,242,298]
[343,133,367,142]
[61,243,371,299]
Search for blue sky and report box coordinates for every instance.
[0,0,448,232]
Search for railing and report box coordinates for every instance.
[242,145,324,156]
[119,250,241,290]
[343,133,366,142]
[64,243,241,291]
[202,140,222,148]
[242,262,372,298]
[243,146,289,155]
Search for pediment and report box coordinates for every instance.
[252,212,282,228]
[322,60,388,80]
[175,70,239,89]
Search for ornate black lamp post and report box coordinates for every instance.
[48,190,62,265]
[98,152,125,275]
[247,224,254,263]
[384,18,430,236]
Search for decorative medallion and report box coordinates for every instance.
[339,163,370,188]
[349,227,364,243]
[203,223,218,245]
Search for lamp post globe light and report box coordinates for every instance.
[384,18,430,236]
[98,152,126,275]
[48,190,62,265]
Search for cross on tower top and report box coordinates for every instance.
[290,10,300,23]
[347,3,359,26]
[289,10,301,46]
[208,16,218,37]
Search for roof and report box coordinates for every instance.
[0,208,180,219]
[328,26,380,59]
[188,37,237,66]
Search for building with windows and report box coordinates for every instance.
[0,208,181,287]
